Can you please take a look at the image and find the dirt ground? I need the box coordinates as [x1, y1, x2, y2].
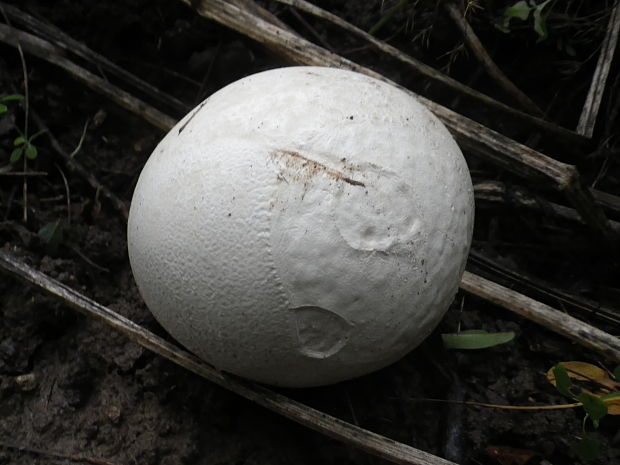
[1, 1, 619, 464]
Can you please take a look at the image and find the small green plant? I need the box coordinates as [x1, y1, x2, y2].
[10, 129, 46, 163]
[498, 0, 556, 41]
[550, 362, 620, 462]
[0, 93, 45, 165]
[0, 94, 24, 114]
[38, 219, 65, 255]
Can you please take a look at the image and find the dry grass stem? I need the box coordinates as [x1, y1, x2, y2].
[468, 250, 620, 328]
[460, 271, 620, 362]
[30, 113, 130, 221]
[178, 0, 616, 244]
[0, 2, 189, 115]
[444, 3, 544, 116]
[0, 249, 458, 465]
[0, 24, 176, 132]
[474, 181, 620, 234]
[273, 0, 582, 145]
[576, 0, 620, 137]
[592, 188, 620, 216]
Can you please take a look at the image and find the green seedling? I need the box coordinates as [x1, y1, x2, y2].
[11, 129, 46, 163]
[442, 329, 516, 350]
[498, 0, 555, 41]
[549, 362, 620, 462]
[410, 361, 619, 462]
[38, 219, 64, 255]
[0, 94, 24, 114]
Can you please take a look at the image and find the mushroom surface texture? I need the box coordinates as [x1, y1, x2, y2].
[127, 66, 474, 387]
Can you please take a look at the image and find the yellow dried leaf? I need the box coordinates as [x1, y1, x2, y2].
[607, 403, 620, 415]
[547, 362, 620, 414]
[602, 392, 620, 415]
[547, 361, 619, 392]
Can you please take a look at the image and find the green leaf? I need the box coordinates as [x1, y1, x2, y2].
[29, 129, 47, 143]
[613, 365, 620, 380]
[600, 391, 620, 415]
[533, 0, 554, 41]
[571, 434, 600, 462]
[0, 103, 7, 114]
[601, 391, 620, 403]
[504, 1, 531, 25]
[25, 143, 38, 160]
[38, 220, 64, 255]
[578, 393, 608, 428]
[500, 1, 532, 33]
[10, 146, 24, 163]
[441, 330, 515, 350]
[552, 365, 574, 398]
[13, 136, 26, 146]
[0, 94, 24, 103]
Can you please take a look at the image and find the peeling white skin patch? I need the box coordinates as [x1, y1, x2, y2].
[292, 306, 352, 359]
[269, 149, 419, 253]
[334, 166, 421, 253]
[128, 67, 474, 387]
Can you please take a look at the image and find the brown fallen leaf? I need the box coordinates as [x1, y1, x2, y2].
[547, 361, 620, 414]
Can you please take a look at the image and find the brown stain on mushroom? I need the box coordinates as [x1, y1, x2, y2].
[271, 150, 366, 187]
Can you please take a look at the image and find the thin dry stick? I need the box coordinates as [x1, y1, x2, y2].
[444, 3, 543, 116]
[2, 4, 614, 242]
[273, 0, 583, 145]
[407, 398, 587, 411]
[576, 0, 620, 137]
[460, 271, 620, 363]
[178, 0, 616, 245]
[30, 112, 129, 221]
[0, 2, 189, 115]
[468, 249, 620, 328]
[15, 41, 29, 223]
[230, 0, 293, 31]
[0, 170, 47, 176]
[369, 0, 409, 36]
[0, 440, 117, 465]
[474, 180, 620, 234]
[592, 188, 620, 216]
[289, 6, 333, 50]
[420, 96, 616, 245]
[0, 24, 176, 132]
[0, 249, 456, 465]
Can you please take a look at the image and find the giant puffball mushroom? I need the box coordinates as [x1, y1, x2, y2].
[127, 66, 474, 388]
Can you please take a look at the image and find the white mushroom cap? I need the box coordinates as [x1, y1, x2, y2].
[128, 66, 474, 387]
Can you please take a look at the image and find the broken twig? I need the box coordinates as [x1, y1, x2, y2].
[460, 271, 620, 362]
[576, 0, 620, 137]
[592, 188, 620, 216]
[273, 0, 581, 145]
[178, 0, 616, 244]
[0, 440, 117, 465]
[0, 2, 189, 116]
[474, 181, 620, 235]
[0, 249, 456, 465]
[0, 24, 176, 132]
[31, 112, 129, 221]
[468, 250, 620, 328]
[445, 3, 543, 116]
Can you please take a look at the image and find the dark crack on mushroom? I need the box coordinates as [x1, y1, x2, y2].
[177, 99, 208, 134]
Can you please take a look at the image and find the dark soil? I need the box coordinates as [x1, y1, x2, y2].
[1, 1, 619, 464]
